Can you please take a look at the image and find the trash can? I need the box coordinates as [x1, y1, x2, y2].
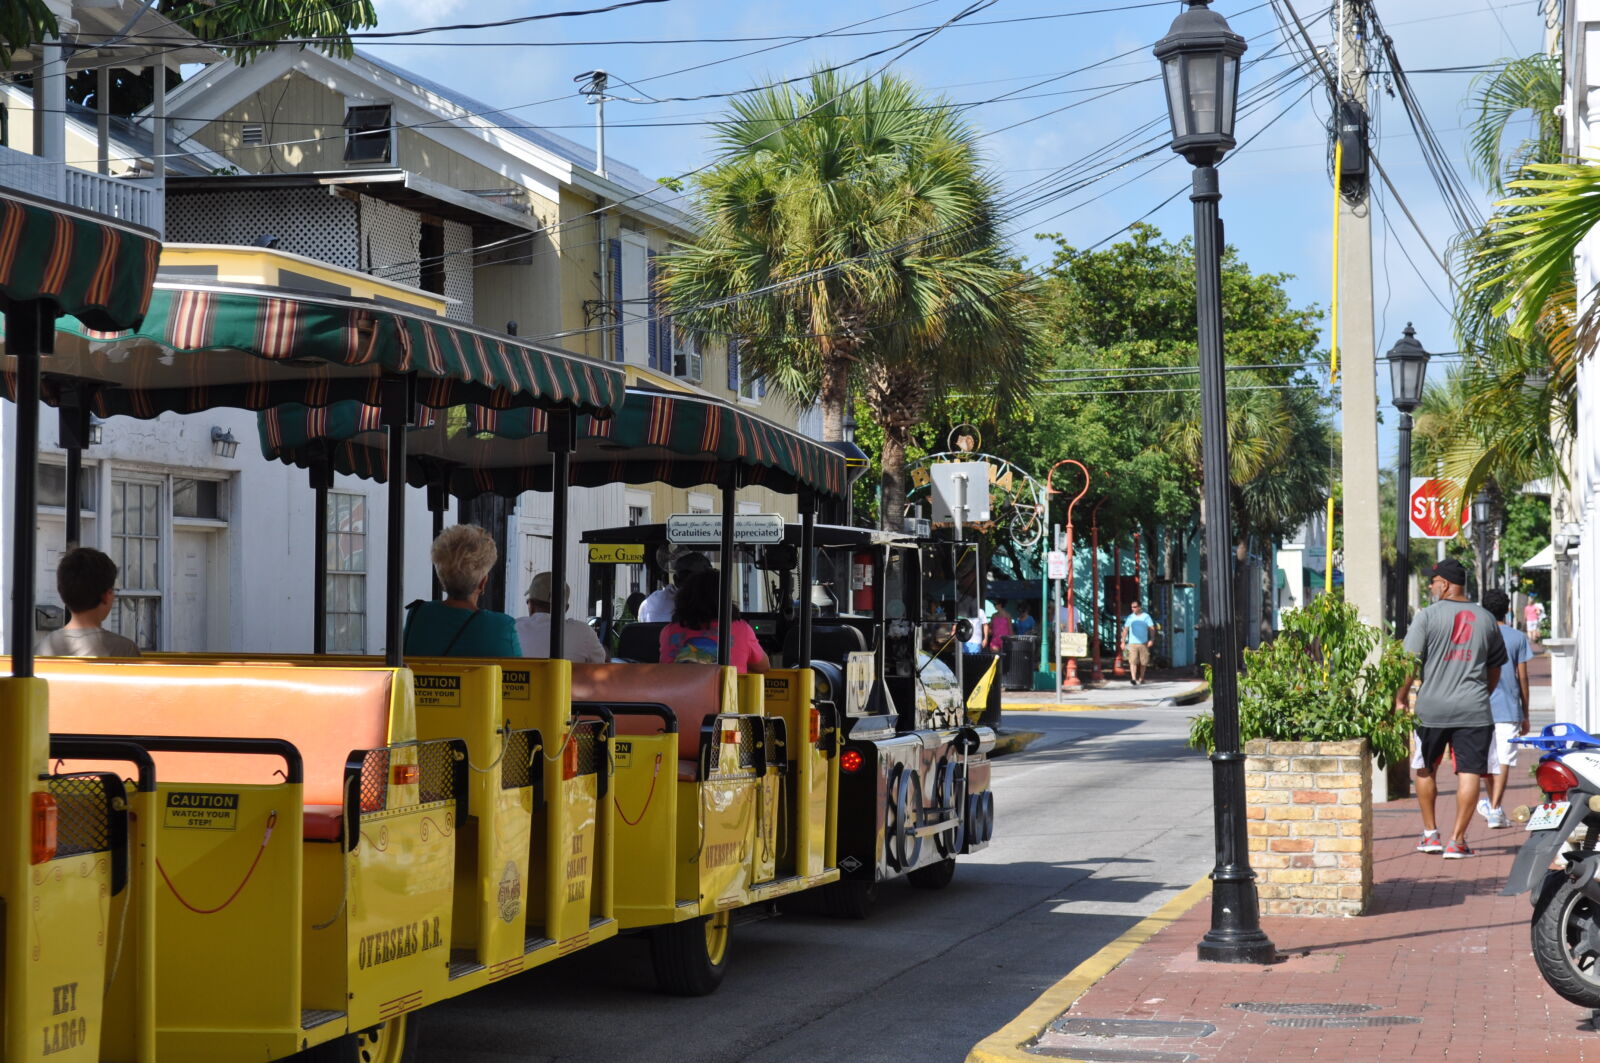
[1002, 635, 1038, 691]
[962, 650, 1002, 729]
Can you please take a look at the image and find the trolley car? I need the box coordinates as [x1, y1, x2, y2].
[582, 521, 997, 915]
[1, 237, 994, 1063]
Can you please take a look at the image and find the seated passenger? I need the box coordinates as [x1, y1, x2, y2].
[639, 550, 711, 622]
[35, 547, 141, 657]
[516, 572, 607, 663]
[403, 525, 520, 657]
[659, 569, 770, 674]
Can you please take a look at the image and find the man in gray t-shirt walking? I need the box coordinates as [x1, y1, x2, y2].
[1395, 558, 1507, 859]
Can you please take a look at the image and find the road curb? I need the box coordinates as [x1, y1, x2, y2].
[990, 730, 1046, 756]
[1170, 681, 1210, 706]
[964, 876, 1213, 1063]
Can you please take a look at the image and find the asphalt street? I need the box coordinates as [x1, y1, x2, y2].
[419, 692, 1218, 1062]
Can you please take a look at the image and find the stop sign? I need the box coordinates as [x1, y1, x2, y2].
[1409, 477, 1469, 539]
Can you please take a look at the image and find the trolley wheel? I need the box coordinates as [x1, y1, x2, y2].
[296, 1015, 419, 1063]
[819, 878, 878, 919]
[892, 767, 925, 871]
[650, 909, 730, 996]
[934, 760, 965, 858]
[908, 857, 957, 890]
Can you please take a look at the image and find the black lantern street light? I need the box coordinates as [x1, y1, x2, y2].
[1472, 490, 1494, 593]
[1387, 324, 1429, 640]
[1155, 0, 1276, 965]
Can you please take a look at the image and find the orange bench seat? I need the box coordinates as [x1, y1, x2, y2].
[36, 660, 402, 839]
[571, 663, 730, 779]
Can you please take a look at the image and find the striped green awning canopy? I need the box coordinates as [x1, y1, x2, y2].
[1, 281, 624, 418]
[0, 191, 160, 332]
[260, 387, 849, 500]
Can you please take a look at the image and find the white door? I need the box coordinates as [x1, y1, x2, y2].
[171, 529, 216, 651]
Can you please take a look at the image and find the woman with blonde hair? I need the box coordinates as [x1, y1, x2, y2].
[402, 525, 520, 657]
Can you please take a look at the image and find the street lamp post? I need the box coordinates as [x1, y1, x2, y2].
[1047, 459, 1090, 691]
[1155, 0, 1276, 965]
[1387, 324, 1429, 640]
[1472, 490, 1494, 594]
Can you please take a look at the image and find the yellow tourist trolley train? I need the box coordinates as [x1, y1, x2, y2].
[0, 229, 994, 1062]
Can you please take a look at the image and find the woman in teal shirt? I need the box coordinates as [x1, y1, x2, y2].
[403, 525, 521, 657]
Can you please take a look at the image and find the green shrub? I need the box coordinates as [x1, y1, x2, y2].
[1188, 594, 1414, 767]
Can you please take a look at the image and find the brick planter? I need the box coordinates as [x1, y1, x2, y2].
[1244, 738, 1372, 916]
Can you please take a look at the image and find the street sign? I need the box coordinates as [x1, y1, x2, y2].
[666, 513, 785, 544]
[1409, 477, 1470, 540]
[587, 543, 644, 564]
[1046, 551, 1068, 580]
[1058, 632, 1088, 658]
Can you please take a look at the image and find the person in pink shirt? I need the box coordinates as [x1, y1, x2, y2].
[984, 601, 1013, 651]
[1524, 598, 1542, 644]
[659, 569, 770, 674]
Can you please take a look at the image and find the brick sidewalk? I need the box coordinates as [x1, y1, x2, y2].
[1027, 770, 1600, 1061]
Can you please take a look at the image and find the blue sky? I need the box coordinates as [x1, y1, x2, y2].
[363, 0, 1547, 462]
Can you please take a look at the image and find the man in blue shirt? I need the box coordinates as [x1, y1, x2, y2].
[1479, 589, 1533, 829]
[1121, 601, 1156, 685]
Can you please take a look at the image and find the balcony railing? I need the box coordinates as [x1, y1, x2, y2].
[0, 144, 163, 235]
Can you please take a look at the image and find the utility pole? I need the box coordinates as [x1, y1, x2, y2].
[1336, 0, 1383, 625]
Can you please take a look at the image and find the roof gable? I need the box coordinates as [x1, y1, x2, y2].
[165, 48, 696, 234]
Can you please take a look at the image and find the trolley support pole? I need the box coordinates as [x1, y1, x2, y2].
[798, 492, 815, 666]
[424, 464, 449, 602]
[380, 374, 414, 667]
[8, 302, 48, 676]
[57, 385, 90, 550]
[547, 408, 576, 661]
[717, 472, 738, 667]
[310, 454, 332, 655]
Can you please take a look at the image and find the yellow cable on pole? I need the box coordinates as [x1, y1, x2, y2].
[1325, 138, 1342, 597]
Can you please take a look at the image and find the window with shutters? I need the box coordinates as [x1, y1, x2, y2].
[619, 232, 649, 366]
[728, 339, 762, 405]
[672, 326, 703, 383]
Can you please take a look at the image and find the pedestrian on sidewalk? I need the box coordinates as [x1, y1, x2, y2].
[1478, 589, 1532, 829]
[1121, 601, 1156, 685]
[1524, 595, 1542, 645]
[1394, 558, 1507, 859]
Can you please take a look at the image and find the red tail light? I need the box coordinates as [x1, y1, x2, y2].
[392, 764, 419, 785]
[563, 739, 580, 781]
[809, 708, 821, 744]
[840, 750, 864, 774]
[31, 793, 58, 864]
[1537, 760, 1580, 800]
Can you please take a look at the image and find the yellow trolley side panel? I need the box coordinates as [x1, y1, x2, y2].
[609, 732, 679, 927]
[0, 677, 113, 1063]
[151, 783, 305, 1062]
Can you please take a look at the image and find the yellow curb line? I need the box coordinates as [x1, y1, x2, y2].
[964, 876, 1214, 1063]
[1003, 703, 1133, 713]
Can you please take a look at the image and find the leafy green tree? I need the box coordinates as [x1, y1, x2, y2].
[660, 69, 1039, 508]
[4, 0, 376, 75]
[1006, 226, 1330, 545]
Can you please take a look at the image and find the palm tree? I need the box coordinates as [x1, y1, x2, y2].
[1441, 53, 1572, 529]
[660, 70, 1039, 465]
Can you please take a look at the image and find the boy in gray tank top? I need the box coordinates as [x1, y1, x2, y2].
[1394, 558, 1505, 859]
